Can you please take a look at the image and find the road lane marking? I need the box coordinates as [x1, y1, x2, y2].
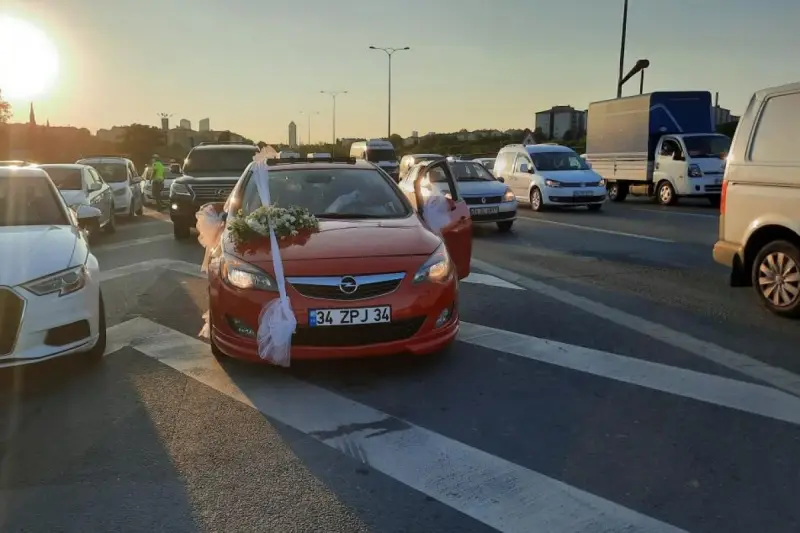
[462, 273, 524, 290]
[94, 234, 174, 251]
[107, 317, 687, 533]
[516, 216, 675, 243]
[458, 322, 800, 426]
[631, 208, 718, 219]
[471, 258, 800, 398]
[114, 220, 169, 231]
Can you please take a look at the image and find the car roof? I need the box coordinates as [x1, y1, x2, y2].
[0, 166, 51, 179]
[77, 157, 130, 164]
[263, 160, 377, 172]
[192, 143, 259, 151]
[525, 144, 575, 154]
[406, 153, 442, 158]
[36, 163, 87, 169]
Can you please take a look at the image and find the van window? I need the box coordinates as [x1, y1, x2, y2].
[513, 154, 531, 172]
[749, 92, 800, 164]
[494, 152, 513, 176]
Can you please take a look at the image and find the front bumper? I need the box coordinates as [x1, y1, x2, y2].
[686, 176, 723, 196]
[0, 281, 101, 369]
[113, 188, 133, 213]
[543, 186, 606, 205]
[208, 264, 460, 362]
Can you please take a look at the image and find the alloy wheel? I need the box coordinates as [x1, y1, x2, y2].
[758, 252, 800, 307]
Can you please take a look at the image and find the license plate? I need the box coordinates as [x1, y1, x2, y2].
[309, 306, 391, 327]
[470, 207, 499, 216]
[573, 190, 593, 197]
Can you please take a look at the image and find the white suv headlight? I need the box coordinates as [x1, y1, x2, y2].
[413, 243, 453, 284]
[22, 265, 88, 297]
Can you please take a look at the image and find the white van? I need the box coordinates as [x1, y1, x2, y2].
[349, 139, 399, 180]
[713, 81, 800, 317]
[493, 144, 607, 211]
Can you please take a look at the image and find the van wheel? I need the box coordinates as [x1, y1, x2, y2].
[752, 240, 800, 318]
[529, 187, 544, 211]
[607, 182, 628, 202]
[656, 181, 678, 206]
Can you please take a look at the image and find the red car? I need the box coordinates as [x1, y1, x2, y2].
[206, 158, 473, 361]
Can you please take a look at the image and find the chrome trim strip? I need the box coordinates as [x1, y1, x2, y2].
[0, 286, 27, 358]
[287, 272, 406, 286]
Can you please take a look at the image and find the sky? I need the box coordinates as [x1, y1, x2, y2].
[2, 0, 799, 144]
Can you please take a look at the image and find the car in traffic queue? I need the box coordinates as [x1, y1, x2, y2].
[398, 153, 444, 181]
[36, 164, 116, 240]
[472, 157, 495, 171]
[75, 156, 144, 217]
[0, 166, 106, 368]
[494, 144, 607, 211]
[170, 142, 261, 239]
[205, 157, 472, 362]
[399, 159, 517, 232]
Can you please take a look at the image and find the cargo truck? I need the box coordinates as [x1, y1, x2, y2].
[584, 91, 731, 206]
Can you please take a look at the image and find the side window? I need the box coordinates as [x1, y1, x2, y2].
[749, 92, 800, 164]
[660, 140, 677, 157]
[128, 162, 139, 177]
[513, 154, 530, 172]
[404, 165, 419, 186]
[87, 168, 102, 186]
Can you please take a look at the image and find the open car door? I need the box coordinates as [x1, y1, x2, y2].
[413, 159, 472, 279]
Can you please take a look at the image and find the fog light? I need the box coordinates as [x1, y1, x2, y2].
[171, 203, 179, 210]
[227, 316, 256, 338]
[435, 307, 452, 328]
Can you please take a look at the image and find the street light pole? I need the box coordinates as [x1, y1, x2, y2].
[369, 46, 410, 139]
[299, 111, 319, 145]
[617, 0, 629, 98]
[320, 91, 347, 154]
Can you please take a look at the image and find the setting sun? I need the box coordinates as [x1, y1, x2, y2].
[0, 15, 59, 101]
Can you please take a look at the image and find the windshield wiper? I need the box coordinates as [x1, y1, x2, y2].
[317, 213, 393, 219]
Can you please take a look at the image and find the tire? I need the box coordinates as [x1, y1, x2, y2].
[587, 204, 603, 212]
[529, 187, 544, 212]
[173, 222, 191, 240]
[496, 221, 514, 232]
[707, 195, 721, 207]
[608, 182, 628, 202]
[85, 294, 106, 361]
[86, 219, 101, 243]
[208, 311, 226, 359]
[104, 207, 116, 234]
[656, 180, 678, 206]
[751, 240, 800, 318]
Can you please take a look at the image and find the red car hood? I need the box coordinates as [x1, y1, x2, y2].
[227, 216, 441, 262]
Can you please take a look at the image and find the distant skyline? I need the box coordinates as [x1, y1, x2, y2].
[3, 0, 800, 142]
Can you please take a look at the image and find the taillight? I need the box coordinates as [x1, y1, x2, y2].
[720, 180, 728, 214]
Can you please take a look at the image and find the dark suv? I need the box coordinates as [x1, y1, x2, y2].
[169, 142, 259, 239]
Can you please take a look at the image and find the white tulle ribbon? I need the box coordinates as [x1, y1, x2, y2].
[422, 194, 452, 235]
[252, 160, 296, 366]
[196, 204, 227, 273]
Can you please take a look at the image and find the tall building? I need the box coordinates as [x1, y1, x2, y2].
[288, 121, 297, 148]
[534, 106, 587, 140]
[179, 119, 191, 130]
[199, 118, 210, 132]
[160, 117, 169, 132]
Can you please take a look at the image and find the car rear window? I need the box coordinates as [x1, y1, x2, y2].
[42, 167, 83, 190]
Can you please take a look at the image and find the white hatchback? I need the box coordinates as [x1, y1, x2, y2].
[0, 166, 106, 368]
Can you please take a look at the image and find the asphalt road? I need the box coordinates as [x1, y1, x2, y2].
[1, 201, 799, 533]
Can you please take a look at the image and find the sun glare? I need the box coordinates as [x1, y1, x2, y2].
[0, 16, 60, 101]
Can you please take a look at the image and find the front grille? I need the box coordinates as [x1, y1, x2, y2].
[548, 195, 606, 204]
[288, 273, 405, 301]
[188, 184, 236, 202]
[464, 195, 502, 205]
[113, 188, 127, 196]
[292, 279, 401, 300]
[0, 289, 24, 356]
[292, 317, 426, 347]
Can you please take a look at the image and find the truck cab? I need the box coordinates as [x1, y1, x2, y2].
[651, 133, 730, 205]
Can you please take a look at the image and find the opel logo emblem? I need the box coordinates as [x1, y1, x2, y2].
[481, 197, 487, 204]
[216, 189, 228, 197]
[339, 276, 358, 294]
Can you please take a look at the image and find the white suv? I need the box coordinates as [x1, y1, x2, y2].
[713, 81, 800, 317]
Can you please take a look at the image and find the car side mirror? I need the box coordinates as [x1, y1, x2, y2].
[496, 176, 505, 183]
[88, 182, 102, 192]
[75, 204, 102, 226]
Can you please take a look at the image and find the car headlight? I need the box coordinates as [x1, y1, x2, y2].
[544, 179, 562, 187]
[171, 183, 192, 196]
[598, 178, 606, 186]
[413, 243, 453, 284]
[22, 265, 88, 297]
[502, 188, 515, 202]
[220, 253, 276, 291]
